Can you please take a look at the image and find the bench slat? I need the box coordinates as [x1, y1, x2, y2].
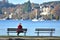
[7, 28, 27, 31]
[7, 28, 27, 36]
[35, 32, 55, 33]
[35, 28, 55, 31]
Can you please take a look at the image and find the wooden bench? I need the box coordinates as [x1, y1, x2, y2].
[35, 28, 55, 36]
[7, 28, 27, 36]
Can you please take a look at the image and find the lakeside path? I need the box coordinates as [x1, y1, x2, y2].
[0, 36, 60, 40]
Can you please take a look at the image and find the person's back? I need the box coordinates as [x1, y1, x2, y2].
[17, 23, 23, 36]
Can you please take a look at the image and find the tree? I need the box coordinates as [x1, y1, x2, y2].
[23, 0, 32, 13]
[0, 8, 2, 14]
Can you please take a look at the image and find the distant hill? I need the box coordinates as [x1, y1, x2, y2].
[0, 1, 16, 8]
[0, 1, 60, 10]
[0, 1, 60, 8]
[41, 1, 60, 7]
[0, 1, 60, 19]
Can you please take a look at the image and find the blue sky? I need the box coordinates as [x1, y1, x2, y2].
[0, 0, 60, 4]
[8, 0, 60, 4]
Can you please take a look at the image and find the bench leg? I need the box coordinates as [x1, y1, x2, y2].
[37, 32, 39, 36]
[24, 32, 26, 36]
[50, 32, 53, 36]
[7, 32, 9, 36]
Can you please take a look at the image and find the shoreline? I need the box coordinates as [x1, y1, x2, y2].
[0, 36, 60, 40]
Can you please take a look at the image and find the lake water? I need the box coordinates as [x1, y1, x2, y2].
[0, 20, 60, 36]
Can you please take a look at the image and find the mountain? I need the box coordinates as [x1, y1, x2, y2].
[0, 1, 16, 8]
[0, 1, 60, 10]
[40, 1, 60, 7]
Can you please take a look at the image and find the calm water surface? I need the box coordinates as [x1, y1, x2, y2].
[0, 20, 60, 36]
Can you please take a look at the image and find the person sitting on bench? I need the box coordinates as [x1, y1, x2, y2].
[16, 23, 23, 36]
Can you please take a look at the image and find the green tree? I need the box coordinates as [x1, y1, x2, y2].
[23, 0, 32, 13]
[0, 8, 2, 14]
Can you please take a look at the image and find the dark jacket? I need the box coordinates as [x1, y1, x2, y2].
[17, 24, 22, 32]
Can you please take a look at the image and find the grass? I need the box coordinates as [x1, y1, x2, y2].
[0, 36, 60, 40]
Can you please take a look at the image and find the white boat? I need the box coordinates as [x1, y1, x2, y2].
[52, 19, 57, 21]
[38, 17, 45, 21]
[39, 19, 44, 21]
[32, 18, 38, 21]
[21, 19, 24, 21]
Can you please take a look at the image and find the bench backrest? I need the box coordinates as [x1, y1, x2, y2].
[7, 28, 27, 32]
[35, 28, 55, 31]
